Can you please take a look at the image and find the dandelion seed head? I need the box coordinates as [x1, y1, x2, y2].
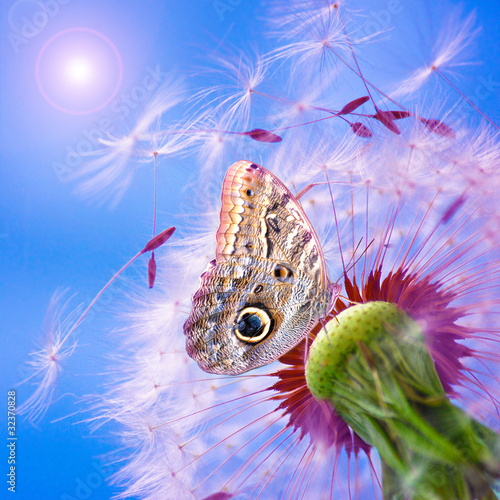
[25, 2, 500, 498]
[94, 124, 499, 496]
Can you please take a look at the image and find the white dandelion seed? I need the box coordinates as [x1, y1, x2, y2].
[18, 290, 80, 423]
[393, 9, 480, 98]
[71, 77, 188, 206]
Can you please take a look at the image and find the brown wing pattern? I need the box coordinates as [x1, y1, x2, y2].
[184, 161, 333, 374]
[216, 161, 329, 288]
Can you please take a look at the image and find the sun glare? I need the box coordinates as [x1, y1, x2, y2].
[35, 27, 123, 114]
[66, 58, 93, 85]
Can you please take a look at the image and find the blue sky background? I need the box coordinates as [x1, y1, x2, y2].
[1, 1, 499, 499]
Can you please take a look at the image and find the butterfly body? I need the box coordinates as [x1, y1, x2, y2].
[184, 161, 337, 375]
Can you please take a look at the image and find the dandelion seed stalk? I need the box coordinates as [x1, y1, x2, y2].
[305, 301, 500, 499]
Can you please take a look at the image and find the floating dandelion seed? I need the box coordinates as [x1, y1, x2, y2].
[71, 77, 188, 206]
[18, 290, 80, 423]
[265, 0, 351, 77]
[394, 10, 480, 98]
[192, 52, 267, 133]
[19, 227, 177, 423]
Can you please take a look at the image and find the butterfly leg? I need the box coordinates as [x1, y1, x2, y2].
[303, 333, 309, 366]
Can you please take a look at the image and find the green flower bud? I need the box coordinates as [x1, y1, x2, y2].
[305, 301, 500, 499]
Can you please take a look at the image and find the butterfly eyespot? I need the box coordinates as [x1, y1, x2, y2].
[274, 264, 293, 280]
[234, 307, 272, 343]
[184, 161, 332, 375]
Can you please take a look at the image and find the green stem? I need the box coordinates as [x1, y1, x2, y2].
[305, 302, 500, 499]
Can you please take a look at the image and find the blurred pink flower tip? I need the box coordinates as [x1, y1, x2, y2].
[245, 128, 283, 143]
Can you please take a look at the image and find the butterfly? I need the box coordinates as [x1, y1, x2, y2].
[183, 160, 339, 375]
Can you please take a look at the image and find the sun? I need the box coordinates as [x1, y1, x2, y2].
[35, 27, 123, 114]
[65, 58, 94, 86]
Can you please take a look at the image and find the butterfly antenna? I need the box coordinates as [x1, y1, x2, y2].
[339, 237, 364, 279]
[345, 238, 375, 276]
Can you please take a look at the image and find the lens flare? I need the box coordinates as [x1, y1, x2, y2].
[65, 58, 93, 85]
[35, 27, 123, 115]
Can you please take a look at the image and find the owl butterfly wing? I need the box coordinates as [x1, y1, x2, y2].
[184, 161, 333, 375]
[216, 160, 329, 291]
